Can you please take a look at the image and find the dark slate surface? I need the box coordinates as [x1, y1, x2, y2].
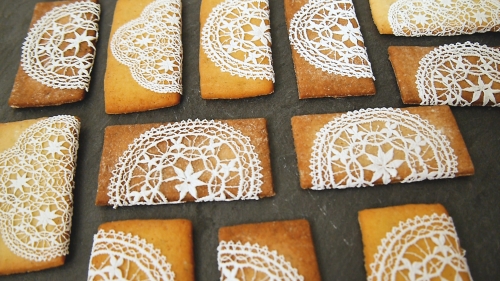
[0, 0, 499, 280]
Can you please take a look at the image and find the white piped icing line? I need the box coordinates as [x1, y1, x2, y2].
[108, 119, 263, 208]
[368, 213, 472, 281]
[289, 0, 374, 79]
[417, 41, 500, 107]
[87, 229, 175, 281]
[388, 0, 500, 36]
[201, 0, 274, 82]
[21, 1, 100, 91]
[110, 0, 182, 94]
[310, 108, 458, 189]
[0, 116, 80, 262]
[218, 241, 304, 281]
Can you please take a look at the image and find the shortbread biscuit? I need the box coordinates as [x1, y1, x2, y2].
[199, 0, 274, 99]
[96, 118, 274, 207]
[284, 0, 375, 99]
[9, 0, 100, 108]
[291, 106, 474, 189]
[389, 42, 500, 106]
[0, 116, 80, 275]
[104, 0, 182, 114]
[359, 204, 472, 281]
[88, 219, 194, 281]
[368, 0, 500, 36]
[218, 219, 321, 280]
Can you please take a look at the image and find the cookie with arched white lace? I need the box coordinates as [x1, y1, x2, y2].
[291, 106, 474, 189]
[96, 118, 274, 207]
[9, 0, 100, 108]
[0, 115, 80, 275]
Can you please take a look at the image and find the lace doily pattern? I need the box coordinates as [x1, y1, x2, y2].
[218, 241, 304, 281]
[417, 41, 500, 107]
[310, 108, 458, 189]
[388, 0, 500, 36]
[369, 213, 471, 281]
[289, 0, 373, 78]
[0, 116, 80, 262]
[88, 229, 175, 281]
[21, 2, 100, 91]
[111, 0, 182, 93]
[201, 0, 274, 81]
[108, 119, 263, 208]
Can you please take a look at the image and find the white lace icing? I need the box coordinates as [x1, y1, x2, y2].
[369, 213, 472, 281]
[289, 0, 373, 79]
[108, 119, 263, 208]
[0, 116, 80, 262]
[388, 0, 500, 36]
[88, 229, 175, 281]
[110, 0, 183, 93]
[310, 108, 458, 189]
[218, 241, 304, 281]
[21, 2, 100, 91]
[201, 0, 274, 82]
[417, 41, 500, 107]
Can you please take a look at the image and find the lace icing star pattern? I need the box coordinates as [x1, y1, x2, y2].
[417, 41, 500, 107]
[21, 2, 100, 91]
[218, 241, 304, 281]
[108, 119, 263, 208]
[111, 0, 182, 93]
[289, 0, 373, 78]
[201, 0, 274, 81]
[368, 213, 472, 281]
[0, 116, 80, 262]
[88, 229, 175, 281]
[388, 0, 500, 36]
[310, 108, 458, 189]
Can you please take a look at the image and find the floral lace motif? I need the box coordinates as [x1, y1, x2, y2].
[388, 0, 500, 36]
[369, 213, 471, 281]
[21, 2, 100, 91]
[289, 0, 373, 78]
[201, 0, 274, 81]
[218, 241, 304, 281]
[110, 0, 182, 93]
[417, 41, 500, 107]
[108, 119, 263, 208]
[88, 229, 174, 281]
[310, 108, 458, 189]
[0, 116, 80, 261]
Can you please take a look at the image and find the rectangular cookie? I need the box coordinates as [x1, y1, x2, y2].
[104, 0, 182, 114]
[284, 0, 375, 99]
[199, 0, 274, 99]
[358, 204, 472, 280]
[389, 42, 500, 106]
[9, 0, 100, 108]
[88, 219, 194, 281]
[218, 219, 321, 280]
[0, 116, 80, 275]
[291, 105, 474, 189]
[96, 118, 274, 207]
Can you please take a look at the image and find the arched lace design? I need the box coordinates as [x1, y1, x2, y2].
[0, 116, 80, 261]
[108, 119, 263, 208]
[218, 241, 304, 281]
[368, 213, 471, 281]
[310, 108, 458, 189]
[110, 0, 182, 93]
[388, 0, 500, 36]
[21, 2, 100, 91]
[289, 0, 373, 79]
[201, 0, 274, 82]
[88, 229, 174, 281]
[417, 41, 500, 107]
